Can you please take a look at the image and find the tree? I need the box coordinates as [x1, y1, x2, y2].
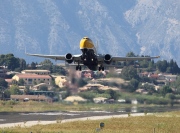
[121, 66, 139, 80]
[159, 86, 172, 97]
[3, 89, 10, 98]
[51, 65, 66, 75]
[170, 76, 180, 94]
[139, 60, 149, 68]
[129, 78, 139, 90]
[126, 52, 136, 65]
[12, 80, 18, 85]
[39, 59, 53, 71]
[9, 85, 22, 95]
[24, 86, 30, 95]
[78, 78, 88, 87]
[31, 62, 36, 69]
[19, 58, 26, 70]
[106, 89, 119, 100]
[141, 83, 156, 94]
[0, 78, 8, 88]
[4, 54, 20, 71]
[156, 60, 168, 72]
[18, 79, 25, 86]
[40, 59, 53, 66]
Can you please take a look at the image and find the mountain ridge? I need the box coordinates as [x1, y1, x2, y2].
[0, 0, 180, 64]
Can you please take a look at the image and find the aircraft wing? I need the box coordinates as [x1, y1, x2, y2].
[111, 56, 160, 61]
[26, 53, 82, 61]
[97, 55, 160, 62]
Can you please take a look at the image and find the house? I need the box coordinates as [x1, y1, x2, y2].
[164, 75, 177, 82]
[148, 73, 159, 79]
[158, 74, 166, 80]
[64, 96, 87, 102]
[136, 89, 148, 94]
[139, 72, 149, 77]
[10, 95, 52, 102]
[115, 69, 122, 74]
[12, 74, 52, 86]
[81, 70, 94, 78]
[79, 83, 119, 91]
[21, 70, 50, 75]
[79, 84, 103, 91]
[31, 83, 52, 90]
[55, 76, 68, 87]
[131, 99, 138, 104]
[5, 79, 13, 86]
[93, 97, 107, 103]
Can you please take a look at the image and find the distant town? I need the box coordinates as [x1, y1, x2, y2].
[0, 52, 180, 105]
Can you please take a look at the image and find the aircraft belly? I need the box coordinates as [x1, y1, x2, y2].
[81, 49, 98, 70]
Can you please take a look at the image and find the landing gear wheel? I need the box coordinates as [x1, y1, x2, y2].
[76, 66, 79, 71]
[99, 66, 104, 71]
[76, 66, 82, 71]
[102, 67, 104, 71]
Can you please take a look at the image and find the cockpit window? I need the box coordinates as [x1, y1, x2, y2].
[83, 37, 89, 39]
[83, 37, 92, 42]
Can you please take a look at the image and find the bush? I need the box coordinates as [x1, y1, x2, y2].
[79, 92, 96, 101]
[6, 100, 18, 105]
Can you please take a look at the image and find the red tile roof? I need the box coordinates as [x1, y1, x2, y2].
[5, 79, 13, 83]
[15, 74, 51, 79]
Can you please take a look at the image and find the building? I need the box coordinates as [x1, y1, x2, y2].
[55, 76, 68, 87]
[64, 96, 87, 102]
[31, 83, 52, 90]
[164, 75, 177, 82]
[5, 79, 13, 86]
[21, 70, 50, 75]
[148, 73, 159, 79]
[12, 74, 52, 86]
[10, 95, 52, 102]
[93, 97, 107, 103]
[81, 70, 94, 78]
[79, 83, 119, 91]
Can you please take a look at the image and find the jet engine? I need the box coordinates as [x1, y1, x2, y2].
[65, 53, 73, 63]
[104, 54, 112, 64]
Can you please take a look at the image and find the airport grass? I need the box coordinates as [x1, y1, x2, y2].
[0, 100, 151, 113]
[1, 111, 180, 133]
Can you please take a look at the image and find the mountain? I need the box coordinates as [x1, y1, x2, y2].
[0, 0, 180, 64]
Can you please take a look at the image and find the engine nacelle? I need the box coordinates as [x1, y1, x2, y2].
[65, 53, 73, 63]
[104, 54, 112, 64]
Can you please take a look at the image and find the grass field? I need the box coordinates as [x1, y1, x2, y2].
[0, 100, 155, 112]
[1, 111, 180, 133]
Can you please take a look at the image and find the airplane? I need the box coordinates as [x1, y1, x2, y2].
[26, 37, 160, 71]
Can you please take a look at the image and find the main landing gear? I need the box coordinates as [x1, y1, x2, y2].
[76, 65, 81, 71]
[99, 65, 104, 71]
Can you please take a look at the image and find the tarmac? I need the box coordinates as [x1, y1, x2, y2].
[0, 113, 148, 128]
[0, 105, 179, 128]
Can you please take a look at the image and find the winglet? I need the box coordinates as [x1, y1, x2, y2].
[25, 47, 29, 55]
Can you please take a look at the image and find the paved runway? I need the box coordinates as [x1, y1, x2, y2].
[0, 111, 120, 124]
[0, 106, 179, 128]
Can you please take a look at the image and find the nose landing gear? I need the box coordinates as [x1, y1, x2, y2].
[76, 65, 81, 71]
[99, 65, 104, 71]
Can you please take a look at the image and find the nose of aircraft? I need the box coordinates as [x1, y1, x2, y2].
[80, 37, 94, 49]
